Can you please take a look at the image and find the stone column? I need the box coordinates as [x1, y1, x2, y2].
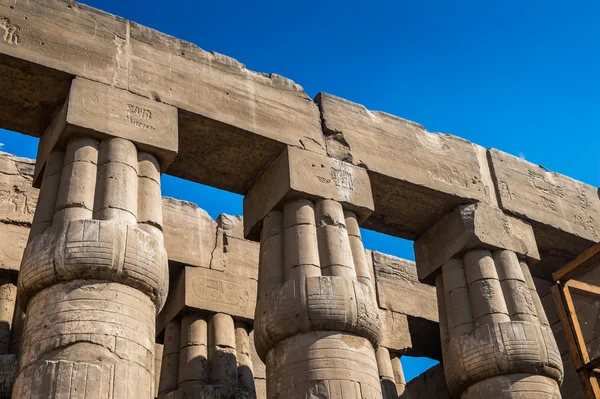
[376, 347, 405, 398]
[158, 314, 256, 398]
[12, 77, 178, 398]
[244, 147, 382, 398]
[157, 209, 260, 398]
[414, 203, 564, 398]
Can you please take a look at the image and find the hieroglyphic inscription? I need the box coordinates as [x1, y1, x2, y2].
[0, 224, 29, 271]
[331, 167, 354, 190]
[186, 267, 256, 319]
[126, 104, 156, 131]
[0, 17, 19, 45]
[528, 170, 565, 198]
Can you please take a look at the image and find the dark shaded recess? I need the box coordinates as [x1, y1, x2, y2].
[364, 171, 477, 241]
[0, 54, 71, 137]
[169, 109, 285, 195]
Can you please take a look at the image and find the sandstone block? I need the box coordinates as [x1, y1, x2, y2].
[372, 251, 441, 358]
[13, 281, 156, 399]
[316, 92, 493, 239]
[379, 309, 411, 353]
[403, 364, 451, 399]
[162, 266, 257, 324]
[0, 223, 28, 272]
[34, 77, 178, 185]
[489, 149, 600, 276]
[217, 214, 245, 239]
[415, 202, 540, 282]
[372, 251, 438, 320]
[0, 154, 37, 225]
[18, 218, 169, 309]
[254, 275, 380, 360]
[244, 146, 374, 240]
[162, 197, 218, 269]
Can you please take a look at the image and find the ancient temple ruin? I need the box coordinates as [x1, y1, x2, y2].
[0, 1, 598, 398]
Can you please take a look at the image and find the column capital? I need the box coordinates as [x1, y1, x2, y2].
[415, 203, 540, 283]
[243, 146, 374, 240]
[33, 77, 178, 187]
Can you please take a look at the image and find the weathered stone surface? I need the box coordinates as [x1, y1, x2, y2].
[163, 266, 257, 324]
[13, 97, 171, 398]
[158, 314, 257, 398]
[403, 364, 451, 399]
[316, 92, 493, 239]
[462, 374, 561, 398]
[436, 249, 563, 398]
[0, 354, 17, 399]
[376, 347, 405, 399]
[371, 251, 441, 359]
[244, 146, 374, 240]
[217, 214, 245, 239]
[266, 331, 381, 399]
[0, 224, 28, 272]
[34, 77, 178, 184]
[14, 281, 157, 399]
[415, 202, 540, 282]
[0, 0, 324, 195]
[162, 197, 218, 269]
[379, 309, 411, 354]
[0, 153, 37, 226]
[489, 148, 600, 277]
[0, 0, 121, 137]
[130, 24, 325, 194]
[372, 251, 438, 320]
[252, 197, 382, 398]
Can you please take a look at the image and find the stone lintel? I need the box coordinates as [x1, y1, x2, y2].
[33, 77, 178, 186]
[379, 309, 411, 353]
[161, 266, 257, 327]
[243, 146, 374, 240]
[488, 148, 600, 278]
[415, 203, 540, 283]
[162, 197, 217, 270]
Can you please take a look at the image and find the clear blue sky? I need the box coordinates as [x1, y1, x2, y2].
[2, 0, 599, 382]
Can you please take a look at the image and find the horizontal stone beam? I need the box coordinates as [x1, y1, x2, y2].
[0, 1, 598, 275]
[414, 202, 540, 282]
[243, 146, 374, 240]
[489, 149, 600, 278]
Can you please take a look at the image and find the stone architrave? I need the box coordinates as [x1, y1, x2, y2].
[245, 145, 383, 398]
[414, 203, 563, 398]
[12, 77, 177, 398]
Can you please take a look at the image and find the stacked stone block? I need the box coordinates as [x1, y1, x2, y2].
[415, 203, 564, 398]
[11, 77, 178, 398]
